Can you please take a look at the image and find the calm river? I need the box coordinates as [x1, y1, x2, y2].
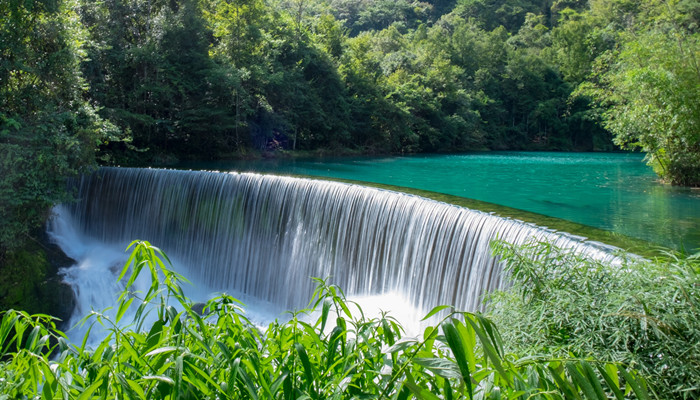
[176, 152, 700, 250]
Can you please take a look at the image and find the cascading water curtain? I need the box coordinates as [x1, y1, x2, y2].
[61, 167, 619, 313]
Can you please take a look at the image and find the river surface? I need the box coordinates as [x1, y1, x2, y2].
[175, 152, 700, 250]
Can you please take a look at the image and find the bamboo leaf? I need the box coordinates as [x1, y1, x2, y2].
[455, 317, 476, 372]
[320, 297, 332, 333]
[237, 368, 259, 400]
[326, 325, 344, 369]
[25, 325, 40, 351]
[422, 305, 452, 321]
[145, 346, 179, 357]
[142, 375, 175, 386]
[414, 357, 462, 379]
[295, 342, 316, 389]
[381, 318, 395, 346]
[441, 319, 473, 398]
[386, 338, 419, 353]
[77, 379, 103, 400]
[581, 361, 607, 400]
[270, 371, 289, 396]
[619, 367, 651, 400]
[115, 297, 134, 323]
[184, 359, 220, 393]
[126, 379, 147, 400]
[404, 374, 442, 400]
[596, 364, 624, 400]
[566, 362, 600, 400]
[464, 316, 509, 383]
[0, 311, 20, 354]
[145, 319, 165, 351]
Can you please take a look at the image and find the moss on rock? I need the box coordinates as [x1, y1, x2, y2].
[0, 233, 75, 329]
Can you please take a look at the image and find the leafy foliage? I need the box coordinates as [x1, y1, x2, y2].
[490, 239, 700, 399]
[0, 240, 651, 399]
[7, 0, 687, 178]
[584, 27, 700, 185]
[577, 0, 700, 185]
[72, 0, 633, 162]
[0, 0, 118, 250]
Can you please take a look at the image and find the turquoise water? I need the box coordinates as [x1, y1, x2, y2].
[176, 152, 700, 250]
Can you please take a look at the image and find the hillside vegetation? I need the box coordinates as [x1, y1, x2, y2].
[2, 0, 699, 253]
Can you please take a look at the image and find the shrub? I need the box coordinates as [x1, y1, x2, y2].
[490, 240, 700, 399]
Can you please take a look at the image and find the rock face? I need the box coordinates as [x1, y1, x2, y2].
[191, 302, 209, 316]
[38, 277, 76, 330]
[37, 228, 77, 330]
[0, 227, 76, 331]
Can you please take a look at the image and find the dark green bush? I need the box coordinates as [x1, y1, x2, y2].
[490, 240, 700, 399]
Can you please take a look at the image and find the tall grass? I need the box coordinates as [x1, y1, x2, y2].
[0, 241, 650, 399]
[490, 240, 700, 399]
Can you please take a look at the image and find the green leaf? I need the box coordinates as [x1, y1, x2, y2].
[237, 368, 259, 400]
[0, 311, 20, 354]
[25, 326, 41, 352]
[596, 364, 624, 400]
[581, 361, 607, 400]
[320, 297, 332, 332]
[125, 379, 147, 400]
[326, 325, 344, 369]
[270, 371, 289, 396]
[455, 317, 476, 372]
[441, 319, 473, 398]
[413, 357, 461, 379]
[404, 374, 441, 400]
[422, 305, 452, 321]
[566, 362, 600, 400]
[386, 338, 419, 353]
[295, 343, 316, 391]
[142, 375, 175, 386]
[145, 319, 165, 351]
[381, 318, 395, 346]
[77, 379, 103, 400]
[464, 316, 509, 382]
[145, 346, 179, 357]
[619, 367, 651, 400]
[115, 297, 134, 323]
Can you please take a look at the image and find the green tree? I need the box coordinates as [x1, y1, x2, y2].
[583, 2, 700, 185]
[454, 0, 553, 32]
[0, 0, 115, 249]
[80, 0, 247, 161]
[329, 0, 433, 36]
[547, 8, 612, 85]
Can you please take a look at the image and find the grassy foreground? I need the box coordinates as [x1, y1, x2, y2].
[0, 241, 651, 399]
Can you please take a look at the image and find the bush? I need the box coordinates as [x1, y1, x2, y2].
[0, 241, 649, 399]
[490, 240, 700, 399]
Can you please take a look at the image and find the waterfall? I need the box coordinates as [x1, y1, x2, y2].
[54, 167, 618, 317]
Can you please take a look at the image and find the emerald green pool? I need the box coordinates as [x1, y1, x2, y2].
[176, 152, 700, 250]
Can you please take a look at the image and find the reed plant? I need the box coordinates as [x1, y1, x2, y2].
[489, 240, 700, 399]
[0, 240, 650, 399]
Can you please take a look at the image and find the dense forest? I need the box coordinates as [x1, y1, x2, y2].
[0, 0, 699, 306]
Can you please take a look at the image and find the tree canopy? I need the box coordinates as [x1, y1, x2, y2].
[2, 0, 700, 250]
[0, 0, 117, 249]
[580, 0, 700, 185]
